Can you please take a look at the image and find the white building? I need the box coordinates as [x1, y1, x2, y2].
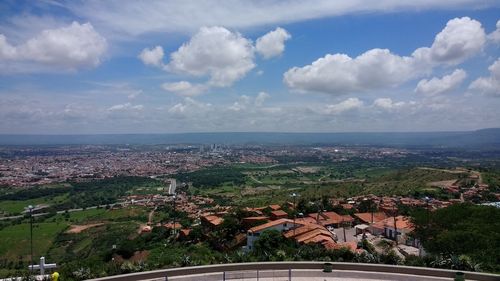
[246, 218, 301, 251]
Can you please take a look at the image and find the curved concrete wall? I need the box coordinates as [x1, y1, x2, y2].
[87, 262, 500, 281]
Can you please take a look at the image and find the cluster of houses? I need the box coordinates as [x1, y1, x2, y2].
[243, 203, 419, 253]
[172, 196, 436, 254]
[136, 191, 470, 256]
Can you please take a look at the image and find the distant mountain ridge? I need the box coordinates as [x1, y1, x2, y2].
[0, 128, 499, 147]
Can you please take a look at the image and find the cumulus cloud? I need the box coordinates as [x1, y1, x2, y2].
[107, 103, 144, 111]
[412, 17, 485, 65]
[228, 95, 251, 112]
[161, 81, 207, 97]
[255, 91, 271, 106]
[284, 50, 416, 94]
[415, 69, 467, 96]
[325, 98, 363, 115]
[229, 93, 272, 111]
[0, 21, 107, 71]
[138, 46, 164, 67]
[487, 20, 500, 44]
[142, 26, 291, 95]
[168, 97, 212, 115]
[284, 17, 485, 95]
[373, 98, 409, 110]
[256, 27, 291, 59]
[167, 26, 255, 87]
[469, 58, 500, 96]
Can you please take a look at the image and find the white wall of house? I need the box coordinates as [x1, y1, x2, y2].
[246, 222, 297, 251]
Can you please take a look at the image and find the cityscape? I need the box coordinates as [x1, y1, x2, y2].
[1, 1, 500, 281]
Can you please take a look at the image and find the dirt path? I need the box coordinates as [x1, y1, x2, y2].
[148, 207, 156, 225]
[248, 175, 263, 184]
[66, 223, 104, 234]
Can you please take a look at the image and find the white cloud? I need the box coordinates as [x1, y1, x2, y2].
[373, 98, 408, 110]
[0, 21, 107, 71]
[167, 26, 255, 87]
[255, 92, 271, 106]
[168, 97, 212, 115]
[148, 26, 288, 96]
[284, 49, 417, 94]
[412, 17, 485, 65]
[138, 46, 164, 67]
[161, 81, 207, 97]
[284, 17, 485, 95]
[325, 98, 363, 115]
[469, 58, 500, 96]
[107, 103, 144, 111]
[256, 27, 291, 59]
[66, 1, 495, 37]
[415, 69, 467, 96]
[228, 95, 252, 111]
[487, 20, 500, 44]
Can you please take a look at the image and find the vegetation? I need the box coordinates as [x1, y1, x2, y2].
[411, 203, 500, 272]
[1, 155, 500, 278]
[177, 167, 246, 188]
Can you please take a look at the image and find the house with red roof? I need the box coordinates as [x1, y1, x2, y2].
[246, 218, 302, 251]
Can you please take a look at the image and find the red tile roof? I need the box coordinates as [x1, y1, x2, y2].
[248, 218, 295, 233]
[268, 204, 281, 211]
[354, 212, 388, 224]
[372, 215, 414, 231]
[271, 210, 288, 217]
[202, 215, 224, 226]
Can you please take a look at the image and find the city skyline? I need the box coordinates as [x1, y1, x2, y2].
[1, 1, 500, 134]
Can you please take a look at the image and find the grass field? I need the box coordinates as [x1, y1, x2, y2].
[0, 193, 69, 216]
[0, 222, 68, 261]
[47, 206, 148, 224]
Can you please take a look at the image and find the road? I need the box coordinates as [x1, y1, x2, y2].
[168, 178, 177, 195]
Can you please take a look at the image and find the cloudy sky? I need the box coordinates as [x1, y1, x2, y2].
[0, 0, 499, 134]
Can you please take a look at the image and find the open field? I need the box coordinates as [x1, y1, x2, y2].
[188, 165, 465, 206]
[0, 222, 68, 261]
[0, 193, 69, 216]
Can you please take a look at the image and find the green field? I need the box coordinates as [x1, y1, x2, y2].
[0, 222, 69, 261]
[187, 165, 464, 205]
[46, 206, 148, 224]
[0, 194, 69, 216]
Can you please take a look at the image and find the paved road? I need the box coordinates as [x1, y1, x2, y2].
[168, 178, 177, 195]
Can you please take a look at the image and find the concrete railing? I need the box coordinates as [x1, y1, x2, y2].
[87, 262, 500, 281]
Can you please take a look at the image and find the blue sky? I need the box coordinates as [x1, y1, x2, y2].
[0, 0, 499, 134]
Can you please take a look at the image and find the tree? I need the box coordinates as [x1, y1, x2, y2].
[411, 203, 500, 272]
[252, 230, 294, 261]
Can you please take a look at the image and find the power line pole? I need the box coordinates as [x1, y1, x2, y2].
[342, 216, 346, 242]
[291, 193, 298, 237]
[172, 194, 177, 235]
[28, 205, 34, 273]
[393, 199, 399, 245]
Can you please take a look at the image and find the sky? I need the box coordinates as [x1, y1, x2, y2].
[0, 0, 499, 134]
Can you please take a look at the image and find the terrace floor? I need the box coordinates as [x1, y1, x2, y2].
[160, 269, 458, 281]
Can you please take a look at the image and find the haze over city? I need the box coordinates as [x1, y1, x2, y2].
[0, 0, 499, 134]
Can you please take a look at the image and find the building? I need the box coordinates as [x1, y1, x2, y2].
[284, 223, 336, 248]
[201, 214, 224, 229]
[246, 218, 301, 251]
[242, 216, 269, 229]
[308, 211, 354, 227]
[270, 210, 288, 220]
[353, 212, 388, 225]
[371, 216, 420, 247]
